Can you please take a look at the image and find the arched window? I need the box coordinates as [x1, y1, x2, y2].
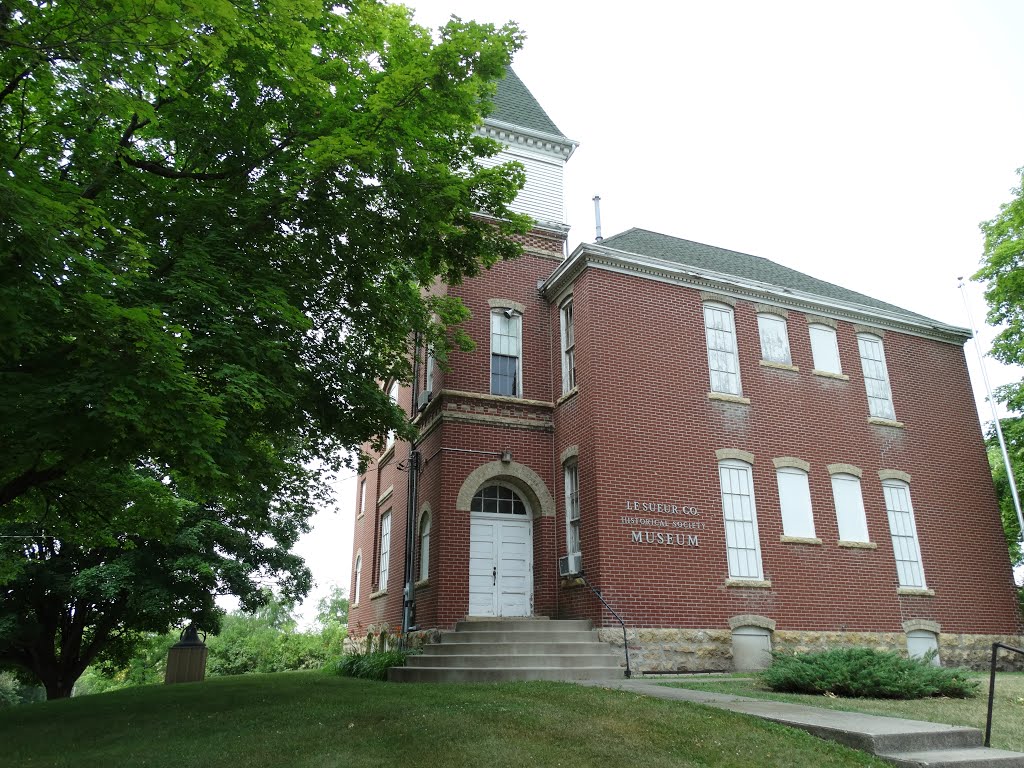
[830, 472, 870, 543]
[883, 479, 926, 589]
[775, 466, 815, 539]
[907, 629, 940, 666]
[703, 302, 740, 395]
[353, 553, 362, 606]
[757, 313, 791, 364]
[418, 512, 431, 582]
[471, 485, 528, 516]
[718, 458, 763, 579]
[809, 323, 841, 374]
[857, 333, 895, 420]
[490, 309, 522, 397]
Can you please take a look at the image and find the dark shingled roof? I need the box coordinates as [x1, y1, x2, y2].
[489, 67, 567, 139]
[600, 228, 940, 326]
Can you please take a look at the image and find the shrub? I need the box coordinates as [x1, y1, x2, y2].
[335, 650, 409, 681]
[760, 648, 979, 699]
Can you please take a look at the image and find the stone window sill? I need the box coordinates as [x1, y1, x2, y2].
[812, 369, 849, 381]
[759, 360, 798, 372]
[370, 589, 387, 600]
[707, 392, 751, 405]
[838, 540, 878, 549]
[897, 587, 936, 597]
[725, 578, 772, 589]
[779, 535, 822, 545]
[557, 387, 579, 406]
[379, 445, 396, 465]
[560, 577, 585, 588]
[414, 579, 430, 589]
[868, 417, 905, 429]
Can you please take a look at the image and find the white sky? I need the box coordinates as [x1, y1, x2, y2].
[291, 0, 1024, 624]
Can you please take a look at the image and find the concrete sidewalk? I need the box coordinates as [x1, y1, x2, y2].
[579, 678, 1024, 767]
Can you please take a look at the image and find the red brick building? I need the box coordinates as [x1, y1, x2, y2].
[348, 69, 1021, 671]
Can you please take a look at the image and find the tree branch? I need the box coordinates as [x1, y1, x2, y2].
[0, 66, 31, 107]
[0, 465, 66, 508]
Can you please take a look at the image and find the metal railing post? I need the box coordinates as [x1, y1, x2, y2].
[984, 641, 1024, 747]
[578, 573, 632, 678]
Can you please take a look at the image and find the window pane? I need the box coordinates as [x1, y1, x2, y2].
[831, 474, 869, 542]
[471, 485, 528, 516]
[884, 482, 925, 588]
[809, 325, 841, 373]
[704, 304, 740, 395]
[857, 334, 895, 420]
[561, 301, 576, 393]
[719, 462, 762, 579]
[379, 512, 391, 590]
[758, 314, 791, 364]
[565, 462, 580, 556]
[776, 468, 815, 538]
[491, 310, 521, 396]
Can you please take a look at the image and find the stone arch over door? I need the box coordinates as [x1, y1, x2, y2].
[455, 461, 555, 519]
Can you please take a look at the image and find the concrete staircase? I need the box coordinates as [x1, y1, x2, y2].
[388, 617, 625, 683]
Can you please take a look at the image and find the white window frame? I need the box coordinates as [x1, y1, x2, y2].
[757, 313, 792, 365]
[385, 380, 399, 449]
[418, 512, 431, 582]
[358, 479, 367, 517]
[704, 302, 741, 395]
[560, 298, 576, 394]
[378, 510, 391, 591]
[718, 458, 763, 579]
[857, 333, 895, 420]
[831, 473, 870, 543]
[883, 480, 926, 589]
[565, 461, 580, 557]
[490, 309, 522, 397]
[809, 324, 842, 374]
[353, 553, 362, 606]
[776, 467, 815, 538]
[424, 350, 435, 394]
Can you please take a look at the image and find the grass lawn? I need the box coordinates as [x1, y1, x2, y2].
[0, 671, 893, 768]
[663, 672, 1024, 752]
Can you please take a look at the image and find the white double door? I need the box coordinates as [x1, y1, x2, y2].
[468, 514, 532, 617]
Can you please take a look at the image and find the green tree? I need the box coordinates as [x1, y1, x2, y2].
[976, 167, 1024, 569]
[0, 0, 528, 698]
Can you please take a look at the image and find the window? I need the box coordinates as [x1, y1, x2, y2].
[378, 510, 391, 591]
[831, 473, 870, 542]
[718, 459, 763, 579]
[385, 380, 399, 449]
[424, 350, 435, 394]
[809, 324, 841, 374]
[757, 313, 791, 364]
[565, 461, 580, 556]
[907, 630, 940, 666]
[560, 299, 576, 394]
[883, 480, 926, 589]
[857, 333, 895, 420]
[471, 484, 528, 515]
[353, 553, 362, 605]
[490, 309, 521, 397]
[776, 467, 815, 538]
[704, 303, 741, 395]
[418, 512, 431, 582]
[358, 479, 367, 517]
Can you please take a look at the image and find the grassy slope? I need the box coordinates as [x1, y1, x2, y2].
[0, 672, 891, 768]
[664, 673, 1024, 752]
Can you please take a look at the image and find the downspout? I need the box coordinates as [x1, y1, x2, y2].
[402, 332, 421, 635]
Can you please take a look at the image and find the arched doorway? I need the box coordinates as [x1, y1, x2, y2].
[468, 484, 533, 617]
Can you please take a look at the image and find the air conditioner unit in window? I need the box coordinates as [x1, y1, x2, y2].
[417, 390, 431, 412]
[558, 553, 581, 578]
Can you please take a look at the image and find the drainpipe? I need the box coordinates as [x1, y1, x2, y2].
[402, 333, 422, 635]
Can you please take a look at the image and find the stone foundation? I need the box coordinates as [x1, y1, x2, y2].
[598, 627, 1024, 672]
[343, 624, 443, 654]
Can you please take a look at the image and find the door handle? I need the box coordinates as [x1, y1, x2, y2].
[492, 566, 496, 586]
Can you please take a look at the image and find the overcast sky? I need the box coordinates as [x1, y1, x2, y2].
[291, 0, 1024, 624]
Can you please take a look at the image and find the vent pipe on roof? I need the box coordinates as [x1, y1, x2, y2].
[592, 195, 603, 242]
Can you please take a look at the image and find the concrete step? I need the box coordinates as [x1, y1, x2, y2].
[405, 653, 619, 669]
[879, 747, 1024, 767]
[441, 630, 599, 644]
[422, 641, 617, 656]
[388, 665, 624, 683]
[454, 618, 592, 633]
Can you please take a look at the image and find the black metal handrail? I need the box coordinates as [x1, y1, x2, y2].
[578, 572, 631, 678]
[985, 642, 1024, 747]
